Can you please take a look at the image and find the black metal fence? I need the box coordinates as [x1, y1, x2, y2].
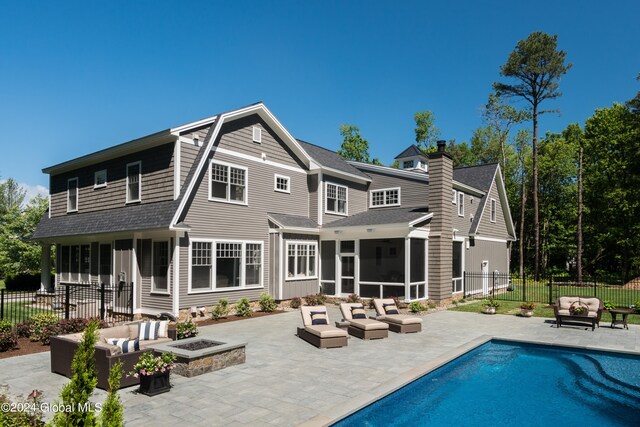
[464, 272, 640, 307]
[0, 282, 134, 325]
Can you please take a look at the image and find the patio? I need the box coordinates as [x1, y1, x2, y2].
[1, 308, 639, 426]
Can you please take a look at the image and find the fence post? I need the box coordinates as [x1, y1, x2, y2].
[64, 285, 70, 320]
[100, 282, 106, 320]
[593, 276, 597, 298]
[548, 276, 553, 305]
[1, 289, 4, 320]
[463, 272, 466, 297]
[522, 275, 526, 302]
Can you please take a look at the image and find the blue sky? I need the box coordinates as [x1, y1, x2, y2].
[1, 0, 638, 199]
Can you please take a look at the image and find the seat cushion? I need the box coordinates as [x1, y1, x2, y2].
[558, 297, 575, 310]
[383, 314, 422, 325]
[349, 318, 389, 331]
[580, 298, 600, 313]
[138, 337, 172, 349]
[557, 309, 571, 316]
[305, 325, 348, 338]
[99, 325, 132, 341]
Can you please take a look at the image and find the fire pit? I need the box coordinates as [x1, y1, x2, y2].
[150, 337, 246, 377]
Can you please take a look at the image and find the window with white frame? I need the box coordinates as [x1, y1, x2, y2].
[67, 178, 78, 212]
[59, 244, 90, 283]
[326, 183, 347, 214]
[274, 174, 290, 193]
[126, 162, 141, 203]
[452, 189, 457, 204]
[94, 170, 107, 188]
[190, 240, 262, 291]
[287, 242, 317, 279]
[210, 161, 247, 204]
[490, 198, 497, 223]
[370, 188, 400, 207]
[403, 160, 414, 169]
[153, 241, 169, 292]
[458, 192, 464, 216]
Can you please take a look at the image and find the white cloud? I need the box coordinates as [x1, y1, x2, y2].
[0, 180, 49, 206]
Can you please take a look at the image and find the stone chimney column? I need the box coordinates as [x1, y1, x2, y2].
[427, 140, 453, 303]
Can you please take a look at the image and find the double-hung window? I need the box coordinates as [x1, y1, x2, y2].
[287, 242, 317, 280]
[490, 198, 497, 223]
[370, 188, 400, 207]
[126, 162, 141, 203]
[210, 161, 247, 204]
[458, 192, 464, 216]
[190, 240, 262, 292]
[326, 183, 347, 214]
[67, 178, 78, 212]
[153, 241, 169, 293]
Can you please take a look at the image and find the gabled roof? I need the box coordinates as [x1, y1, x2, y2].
[296, 139, 371, 182]
[323, 206, 431, 228]
[394, 144, 427, 159]
[267, 213, 319, 231]
[32, 200, 179, 240]
[452, 164, 498, 193]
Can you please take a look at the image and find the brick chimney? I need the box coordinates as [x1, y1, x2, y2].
[428, 140, 453, 303]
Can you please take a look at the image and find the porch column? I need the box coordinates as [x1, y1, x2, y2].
[40, 244, 52, 292]
[404, 237, 410, 301]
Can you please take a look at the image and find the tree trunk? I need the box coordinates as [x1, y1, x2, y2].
[500, 133, 507, 182]
[532, 103, 540, 281]
[519, 165, 527, 279]
[577, 145, 583, 284]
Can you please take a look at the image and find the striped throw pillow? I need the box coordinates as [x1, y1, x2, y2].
[383, 303, 399, 315]
[106, 338, 140, 354]
[138, 321, 160, 341]
[350, 305, 367, 319]
[310, 311, 328, 325]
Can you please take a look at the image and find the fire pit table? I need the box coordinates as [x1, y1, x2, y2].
[150, 337, 246, 377]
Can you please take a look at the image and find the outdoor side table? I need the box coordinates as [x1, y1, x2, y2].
[609, 308, 634, 330]
[335, 320, 350, 330]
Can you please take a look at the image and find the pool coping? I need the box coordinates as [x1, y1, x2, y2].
[302, 335, 640, 427]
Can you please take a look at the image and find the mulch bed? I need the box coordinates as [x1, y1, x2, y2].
[0, 338, 50, 360]
[191, 310, 285, 327]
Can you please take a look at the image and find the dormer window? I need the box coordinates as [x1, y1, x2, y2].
[94, 170, 107, 188]
[403, 160, 414, 169]
[67, 178, 78, 212]
[126, 161, 141, 203]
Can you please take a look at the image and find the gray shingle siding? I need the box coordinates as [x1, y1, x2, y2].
[321, 175, 368, 225]
[364, 168, 427, 208]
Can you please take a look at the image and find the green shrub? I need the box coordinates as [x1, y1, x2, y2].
[427, 302, 437, 309]
[633, 301, 640, 312]
[212, 299, 230, 320]
[346, 294, 361, 303]
[289, 297, 301, 309]
[100, 361, 124, 427]
[29, 313, 59, 342]
[0, 330, 18, 352]
[39, 323, 63, 345]
[408, 301, 425, 313]
[0, 388, 44, 426]
[304, 293, 327, 306]
[235, 298, 252, 317]
[15, 320, 32, 338]
[176, 319, 198, 339]
[4, 272, 52, 292]
[258, 293, 277, 312]
[482, 298, 500, 309]
[603, 300, 615, 310]
[0, 319, 13, 333]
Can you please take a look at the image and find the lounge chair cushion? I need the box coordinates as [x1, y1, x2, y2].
[100, 325, 132, 341]
[105, 338, 140, 353]
[310, 311, 329, 325]
[383, 303, 399, 315]
[349, 318, 389, 331]
[305, 325, 348, 338]
[382, 314, 423, 325]
[350, 305, 367, 319]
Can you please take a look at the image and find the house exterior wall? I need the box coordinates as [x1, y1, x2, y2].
[49, 142, 175, 217]
[475, 180, 511, 240]
[137, 238, 173, 312]
[308, 175, 319, 224]
[465, 239, 509, 273]
[365, 169, 427, 208]
[281, 232, 319, 299]
[177, 117, 310, 308]
[452, 190, 473, 234]
[180, 142, 203, 190]
[321, 174, 367, 225]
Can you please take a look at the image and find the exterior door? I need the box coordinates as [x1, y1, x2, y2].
[340, 255, 355, 295]
[114, 239, 133, 313]
[481, 260, 489, 295]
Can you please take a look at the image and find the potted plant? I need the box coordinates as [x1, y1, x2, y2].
[520, 302, 535, 317]
[632, 301, 640, 314]
[569, 303, 588, 316]
[176, 319, 198, 340]
[129, 352, 176, 396]
[481, 298, 500, 315]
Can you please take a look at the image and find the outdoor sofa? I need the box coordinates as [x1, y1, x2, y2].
[297, 305, 348, 349]
[372, 298, 423, 333]
[553, 296, 603, 331]
[50, 321, 176, 389]
[339, 303, 389, 340]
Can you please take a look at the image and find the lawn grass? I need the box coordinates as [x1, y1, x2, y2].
[449, 300, 640, 325]
[2, 301, 52, 324]
[491, 283, 640, 307]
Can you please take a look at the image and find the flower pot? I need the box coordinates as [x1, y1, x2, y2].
[138, 371, 171, 396]
[521, 309, 534, 317]
[483, 307, 496, 315]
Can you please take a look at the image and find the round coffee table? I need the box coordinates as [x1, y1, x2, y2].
[609, 308, 634, 330]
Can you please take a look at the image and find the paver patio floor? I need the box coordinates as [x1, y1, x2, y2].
[1, 308, 639, 426]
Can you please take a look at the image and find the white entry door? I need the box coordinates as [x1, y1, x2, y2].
[481, 260, 489, 295]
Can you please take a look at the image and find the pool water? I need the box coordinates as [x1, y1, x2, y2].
[333, 340, 640, 426]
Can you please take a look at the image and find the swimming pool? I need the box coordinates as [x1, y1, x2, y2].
[333, 340, 640, 426]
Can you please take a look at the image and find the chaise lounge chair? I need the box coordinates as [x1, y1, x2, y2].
[297, 305, 348, 348]
[339, 303, 389, 340]
[372, 298, 423, 333]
